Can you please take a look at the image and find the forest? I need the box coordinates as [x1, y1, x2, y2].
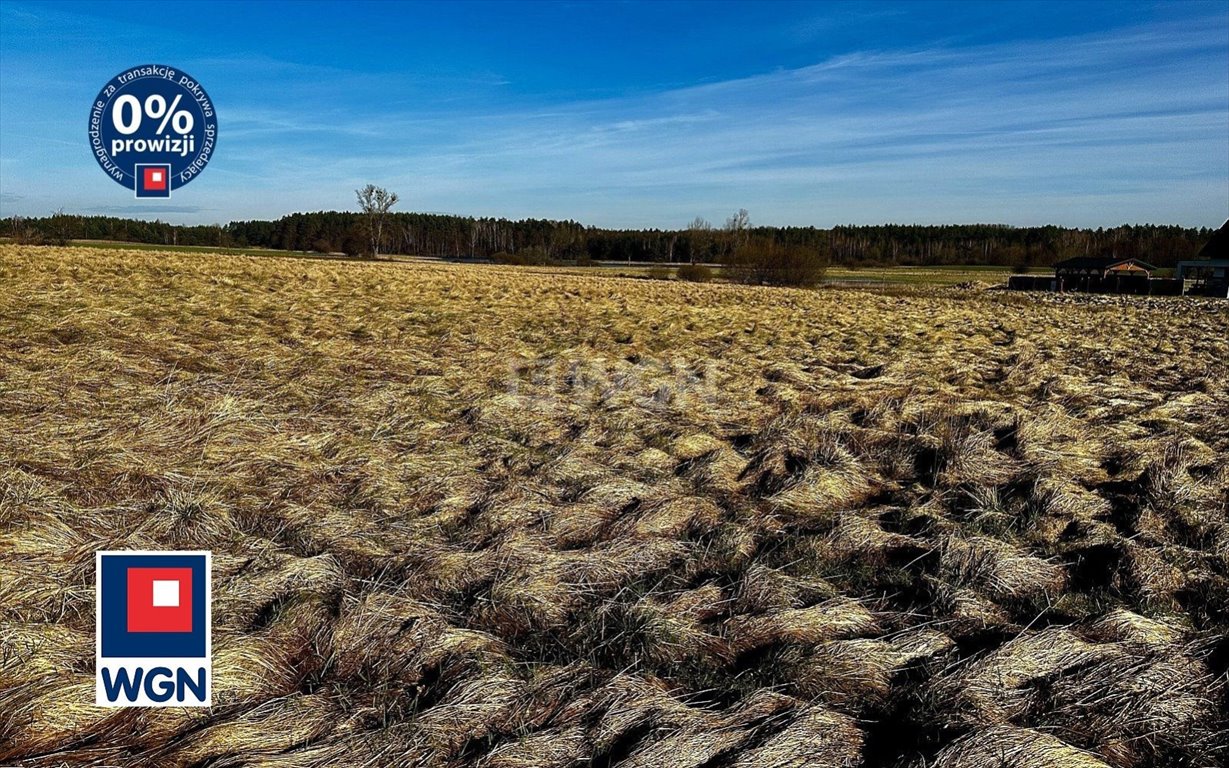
[1, 209, 1215, 269]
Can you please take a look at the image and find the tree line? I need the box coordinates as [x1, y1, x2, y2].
[2, 209, 1216, 271]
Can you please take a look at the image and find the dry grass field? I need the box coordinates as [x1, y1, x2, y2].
[1, 244, 1227, 768]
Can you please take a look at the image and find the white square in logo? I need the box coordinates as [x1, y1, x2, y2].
[152, 171, 163, 183]
[152, 579, 180, 607]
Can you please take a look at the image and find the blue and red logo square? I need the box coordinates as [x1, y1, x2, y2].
[134, 163, 172, 198]
[96, 551, 211, 706]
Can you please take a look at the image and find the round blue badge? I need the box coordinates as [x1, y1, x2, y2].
[88, 64, 217, 198]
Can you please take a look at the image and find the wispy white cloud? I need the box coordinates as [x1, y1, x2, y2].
[286, 18, 1225, 227]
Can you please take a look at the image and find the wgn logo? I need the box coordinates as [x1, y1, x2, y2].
[96, 551, 211, 706]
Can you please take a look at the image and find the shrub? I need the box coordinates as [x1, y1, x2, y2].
[728, 238, 825, 287]
[676, 263, 714, 283]
[646, 266, 671, 280]
[12, 226, 44, 246]
[341, 231, 367, 257]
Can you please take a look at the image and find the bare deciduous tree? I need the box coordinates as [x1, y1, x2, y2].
[687, 216, 712, 264]
[8, 214, 41, 245]
[355, 184, 399, 258]
[724, 208, 750, 260]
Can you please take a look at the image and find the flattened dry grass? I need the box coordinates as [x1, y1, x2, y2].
[1, 244, 1227, 767]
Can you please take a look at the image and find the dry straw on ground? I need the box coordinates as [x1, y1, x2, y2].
[1, 244, 1227, 767]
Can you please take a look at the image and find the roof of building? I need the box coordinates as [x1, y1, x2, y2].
[1196, 220, 1228, 260]
[1053, 256, 1158, 272]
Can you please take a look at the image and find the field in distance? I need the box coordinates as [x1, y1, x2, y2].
[0, 238, 1018, 286]
[1, 244, 1226, 767]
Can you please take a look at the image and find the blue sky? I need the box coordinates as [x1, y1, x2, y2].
[1, 0, 1226, 228]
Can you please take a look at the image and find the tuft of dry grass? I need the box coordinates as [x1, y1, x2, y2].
[1, 243, 1227, 766]
[926, 725, 1113, 768]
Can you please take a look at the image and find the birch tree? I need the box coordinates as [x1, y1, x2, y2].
[356, 184, 399, 258]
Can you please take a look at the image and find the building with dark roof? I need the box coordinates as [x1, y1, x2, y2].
[1052, 256, 1158, 279]
[1044, 256, 1168, 295]
[1195, 219, 1228, 260]
[1174, 221, 1229, 297]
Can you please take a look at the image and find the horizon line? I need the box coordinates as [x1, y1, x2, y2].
[6, 207, 1226, 233]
